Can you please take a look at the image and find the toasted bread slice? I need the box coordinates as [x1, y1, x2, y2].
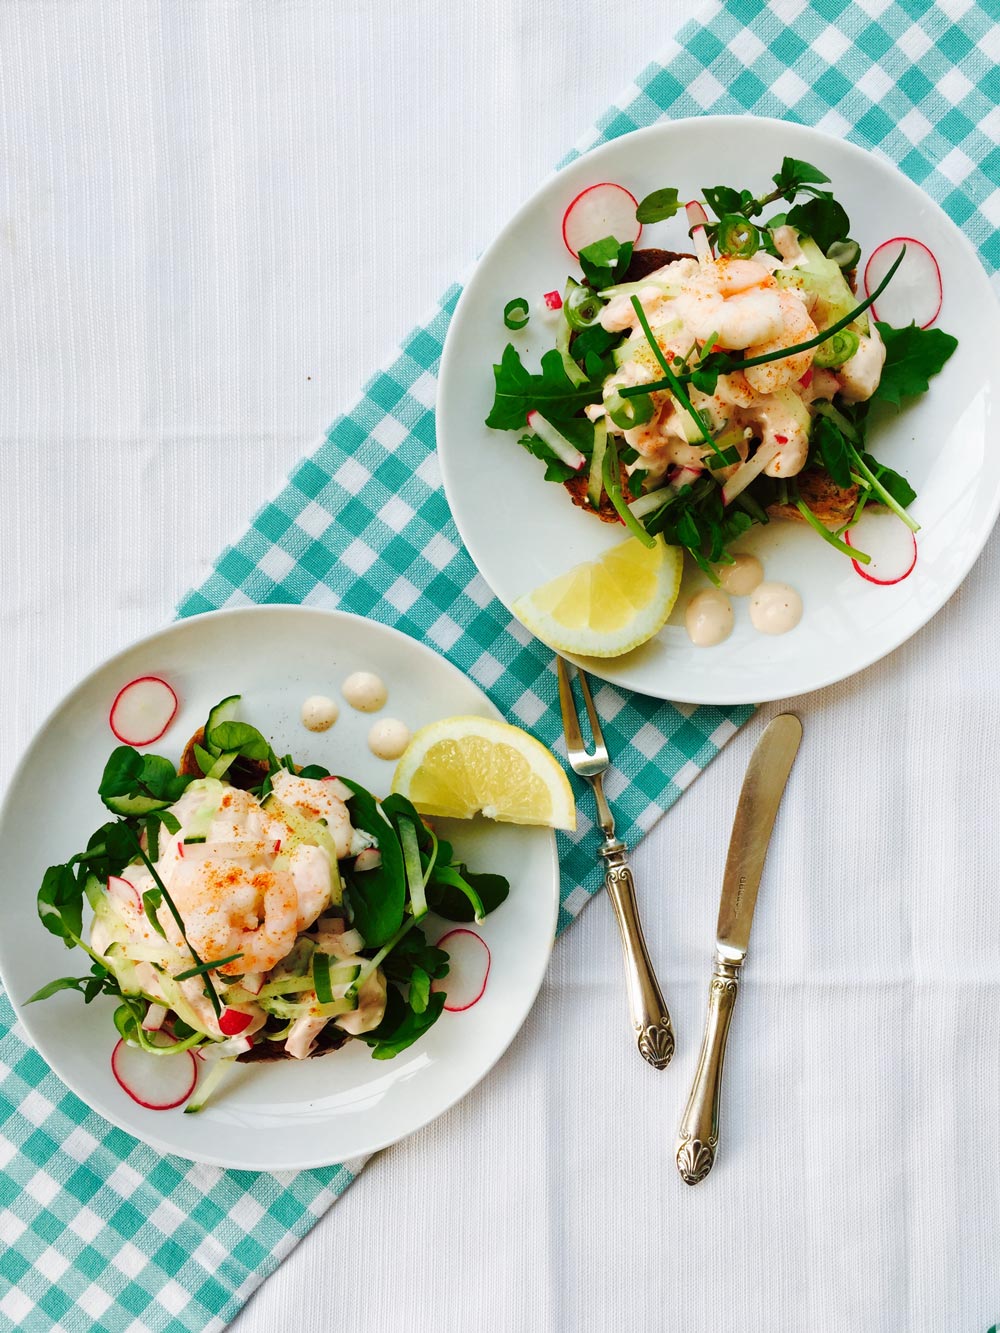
[766, 467, 859, 528]
[563, 460, 631, 523]
[624, 247, 693, 281]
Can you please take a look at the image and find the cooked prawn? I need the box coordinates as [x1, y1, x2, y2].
[163, 857, 299, 975]
[743, 291, 817, 393]
[269, 770, 356, 858]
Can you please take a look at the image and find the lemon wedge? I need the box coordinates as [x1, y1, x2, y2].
[391, 716, 576, 830]
[511, 534, 683, 658]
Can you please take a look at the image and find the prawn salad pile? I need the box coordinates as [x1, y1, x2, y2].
[487, 157, 958, 579]
[29, 697, 508, 1112]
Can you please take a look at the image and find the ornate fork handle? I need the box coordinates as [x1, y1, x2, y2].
[600, 843, 675, 1070]
[675, 955, 740, 1183]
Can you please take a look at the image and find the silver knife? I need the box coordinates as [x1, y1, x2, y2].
[675, 713, 802, 1185]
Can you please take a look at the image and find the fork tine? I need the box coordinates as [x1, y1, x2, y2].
[556, 656, 585, 754]
[576, 668, 607, 756]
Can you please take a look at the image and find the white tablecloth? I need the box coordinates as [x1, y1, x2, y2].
[3, 4, 998, 1330]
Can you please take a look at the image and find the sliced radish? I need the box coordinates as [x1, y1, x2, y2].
[844, 511, 918, 585]
[864, 238, 942, 329]
[562, 182, 641, 259]
[178, 839, 280, 861]
[109, 676, 178, 746]
[670, 465, 704, 492]
[721, 441, 782, 506]
[542, 289, 563, 311]
[321, 776, 353, 802]
[111, 1038, 197, 1110]
[241, 972, 264, 996]
[432, 928, 491, 1012]
[526, 411, 586, 471]
[354, 847, 382, 872]
[218, 1008, 254, 1036]
[107, 875, 141, 913]
[686, 200, 713, 264]
[142, 1004, 168, 1032]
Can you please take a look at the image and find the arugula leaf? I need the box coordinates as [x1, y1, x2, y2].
[813, 414, 853, 490]
[577, 236, 633, 290]
[772, 156, 831, 198]
[860, 452, 916, 510]
[517, 434, 575, 484]
[871, 322, 958, 406]
[786, 197, 850, 253]
[635, 188, 681, 224]
[339, 779, 407, 948]
[486, 345, 605, 432]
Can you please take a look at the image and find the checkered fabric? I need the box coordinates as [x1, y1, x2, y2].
[4, 1, 1000, 1328]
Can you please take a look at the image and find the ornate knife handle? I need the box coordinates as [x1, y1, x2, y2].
[601, 845, 674, 1070]
[675, 956, 740, 1184]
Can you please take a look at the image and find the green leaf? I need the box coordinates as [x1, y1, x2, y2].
[871, 322, 958, 407]
[369, 991, 446, 1060]
[772, 156, 831, 198]
[25, 975, 87, 1004]
[408, 966, 431, 1015]
[813, 415, 853, 490]
[208, 721, 272, 762]
[143, 888, 167, 939]
[577, 236, 633, 291]
[786, 197, 850, 253]
[37, 863, 83, 945]
[860, 452, 916, 510]
[635, 187, 681, 224]
[485, 345, 605, 432]
[98, 746, 144, 798]
[339, 780, 407, 948]
[426, 865, 509, 923]
[702, 185, 743, 219]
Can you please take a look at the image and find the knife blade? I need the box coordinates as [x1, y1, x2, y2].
[716, 713, 802, 961]
[675, 714, 802, 1185]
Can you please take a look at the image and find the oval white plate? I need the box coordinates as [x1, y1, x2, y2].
[0, 607, 559, 1169]
[438, 116, 1000, 704]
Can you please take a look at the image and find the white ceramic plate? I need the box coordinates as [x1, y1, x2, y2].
[0, 607, 559, 1169]
[438, 116, 1000, 704]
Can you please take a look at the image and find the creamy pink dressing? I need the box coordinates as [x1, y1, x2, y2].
[717, 554, 764, 597]
[685, 588, 734, 647]
[749, 582, 803, 635]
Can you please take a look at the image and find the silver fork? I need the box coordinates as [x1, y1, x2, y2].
[556, 656, 675, 1070]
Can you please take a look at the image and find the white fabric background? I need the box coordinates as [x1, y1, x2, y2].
[2, 3, 999, 1331]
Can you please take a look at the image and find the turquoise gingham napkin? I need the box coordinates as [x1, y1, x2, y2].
[4, 2, 1000, 1328]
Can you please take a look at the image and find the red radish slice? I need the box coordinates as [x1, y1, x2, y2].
[670, 465, 704, 492]
[111, 1038, 197, 1110]
[432, 929, 491, 1012]
[241, 972, 264, 996]
[107, 875, 141, 912]
[543, 290, 563, 311]
[109, 676, 178, 746]
[562, 182, 641, 258]
[354, 847, 382, 872]
[218, 1008, 254, 1036]
[142, 1004, 168, 1032]
[526, 411, 586, 471]
[686, 200, 713, 264]
[844, 512, 918, 585]
[178, 839, 280, 861]
[864, 238, 942, 329]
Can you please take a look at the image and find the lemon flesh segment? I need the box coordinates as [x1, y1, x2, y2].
[391, 716, 576, 831]
[512, 534, 684, 658]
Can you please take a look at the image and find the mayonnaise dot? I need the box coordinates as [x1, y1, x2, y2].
[368, 718, 410, 761]
[301, 695, 339, 732]
[342, 671, 387, 713]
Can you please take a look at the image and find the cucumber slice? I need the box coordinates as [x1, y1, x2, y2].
[204, 695, 241, 755]
[103, 791, 172, 817]
[774, 237, 868, 335]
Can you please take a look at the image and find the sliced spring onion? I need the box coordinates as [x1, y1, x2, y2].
[716, 215, 760, 258]
[814, 328, 860, 369]
[607, 386, 654, 430]
[587, 418, 608, 510]
[564, 278, 605, 330]
[827, 238, 861, 270]
[503, 297, 530, 330]
[399, 818, 427, 920]
[602, 438, 656, 548]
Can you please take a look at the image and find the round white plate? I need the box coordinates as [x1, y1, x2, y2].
[0, 607, 559, 1169]
[438, 116, 1000, 704]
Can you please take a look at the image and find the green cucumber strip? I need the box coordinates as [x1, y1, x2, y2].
[399, 819, 427, 919]
[587, 418, 608, 510]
